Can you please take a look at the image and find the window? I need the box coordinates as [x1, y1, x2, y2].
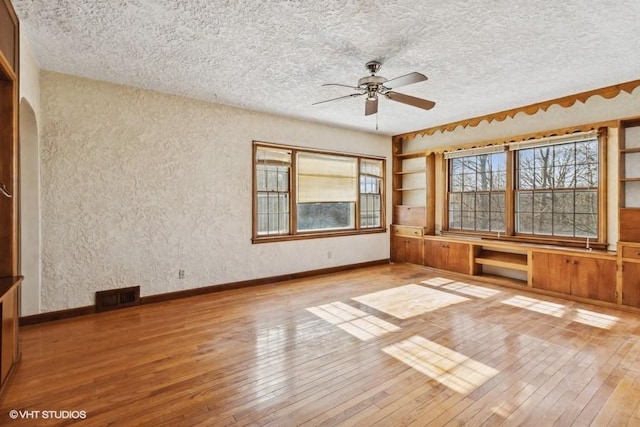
[514, 137, 599, 238]
[447, 148, 507, 233]
[445, 130, 604, 244]
[253, 143, 385, 242]
[255, 148, 291, 235]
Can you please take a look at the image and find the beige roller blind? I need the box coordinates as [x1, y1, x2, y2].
[297, 152, 358, 203]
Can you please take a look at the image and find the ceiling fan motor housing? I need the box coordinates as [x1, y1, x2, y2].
[358, 75, 388, 100]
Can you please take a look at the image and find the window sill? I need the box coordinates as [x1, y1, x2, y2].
[252, 227, 387, 244]
[441, 230, 607, 251]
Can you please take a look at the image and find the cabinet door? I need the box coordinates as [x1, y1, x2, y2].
[445, 242, 470, 274]
[531, 252, 571, 295]
[391, 236, 407, 263]
[622, 262, 640, 308]
[405, 238, 423, 265]
[424, 240, 446, 269]
[571, 257, 616, 303]
[1, 287, 16, 384]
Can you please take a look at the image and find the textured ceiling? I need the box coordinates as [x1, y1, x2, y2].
[12, 0, 640, 135]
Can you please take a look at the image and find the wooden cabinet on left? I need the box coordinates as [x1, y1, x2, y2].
[391, 226, 424, 265]
[0, 277, 20, 392]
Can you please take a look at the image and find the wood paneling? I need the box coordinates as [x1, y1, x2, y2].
[2, 264, 640, 425]
[622, 262, 640, 308]
[620, 208, 640, 242]
[392, 205, 425, 227]
[0, 0, 18, 72]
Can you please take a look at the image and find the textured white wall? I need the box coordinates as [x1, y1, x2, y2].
[19, 33, 42, 316]
[40, 71, 391, 312]
[405, 87, 640, 250]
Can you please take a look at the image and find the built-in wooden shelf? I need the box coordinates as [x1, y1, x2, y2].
[394, 151, 427, 159]
[475, 250, 528, 271]
[396, 187, 427, 191]
[620, 147, 640, 153]
[620, 177, 640, 182]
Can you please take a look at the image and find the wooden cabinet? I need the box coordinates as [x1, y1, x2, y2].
[391, 236, 423, 265]
[619, 120, 640, 242]
[620, 243, 640, 308]
[532, 251, 616, 302]
[391, 225, 423, 265]
[0, 0, 20, 398]
[424, 239, 470, 275]
[0, 277, 20, 391]
[622, 262, 640, 308]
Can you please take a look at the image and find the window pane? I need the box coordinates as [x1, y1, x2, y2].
[575, 214, 597, 237]
[553, 213, 574, 236]
[451, 174, 463, 192]
[463, 173, 476, 191]
[518, 168, 534, 189]
[532, 213, 553, 234]
[462, 193, 475, 211]
[516, 192, 533, 213]
[449, 193, 461, 211]
[451, 158, 463, 174]
[553, 191, 574, 213]
[533, 192, 552, 213]
[490, 212, 505, 232]
[517, 212, 532, 233]
[461, 211, 475, 230]
[476, 211, 490, 231]
[449, 211, 461, 229]
[575, 190, 597, 214]
[257, 169, 267, 191]
[297, 202, 355, 231]
[534, 147, 553, 168]
[491, 172, 506, 190]
[476, 194, 490, 212]
[491, 194, 505, 212]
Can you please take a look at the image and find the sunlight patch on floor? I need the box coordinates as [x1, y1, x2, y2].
[382, 335, 499, 394]
[307, 302, 400, 341]
[421, 277, 455, 286]
[573, 308, 618, 329]
[441, 281, 501, 299]
[353, 284, 469, 319]
[501, 295, 566, 318]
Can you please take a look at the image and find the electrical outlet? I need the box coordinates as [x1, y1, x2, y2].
[178, 269, 185, 279]
[327, 251, 333, 259]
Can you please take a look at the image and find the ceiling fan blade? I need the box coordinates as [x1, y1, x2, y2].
[385, 91, 435, 110]
[365, 97, 378, 116]
[312, 92, 364, 106]
[383, 72, 427, 89]
[322, 83, 361, 90]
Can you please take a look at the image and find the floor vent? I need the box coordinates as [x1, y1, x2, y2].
[95, 286, 141, 313]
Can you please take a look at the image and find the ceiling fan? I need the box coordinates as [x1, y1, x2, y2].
[313, 61, 435, 116]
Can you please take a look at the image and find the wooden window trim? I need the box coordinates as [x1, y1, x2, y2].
[442, 127, 608, 247]
[252, 141, 386, 243]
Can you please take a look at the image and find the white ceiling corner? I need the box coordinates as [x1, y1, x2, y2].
[12, 0, 640, 135]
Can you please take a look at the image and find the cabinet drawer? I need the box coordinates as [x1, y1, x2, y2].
[392, 226, 423, 238]
[622, 246, 640, 260]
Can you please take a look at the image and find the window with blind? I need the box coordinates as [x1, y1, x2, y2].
[253, 143, 385, 242]
[445, 130, 604, 244]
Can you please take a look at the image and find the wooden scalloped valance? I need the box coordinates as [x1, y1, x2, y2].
[396, 79, 640, 141]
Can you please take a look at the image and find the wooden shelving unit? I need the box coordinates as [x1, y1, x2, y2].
[619, 118, 640, 242]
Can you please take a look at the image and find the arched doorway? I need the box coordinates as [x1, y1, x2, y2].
[19, 98, 40, 316]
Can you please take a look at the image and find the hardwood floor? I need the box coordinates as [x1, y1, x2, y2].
[2, 263, 640, 426]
